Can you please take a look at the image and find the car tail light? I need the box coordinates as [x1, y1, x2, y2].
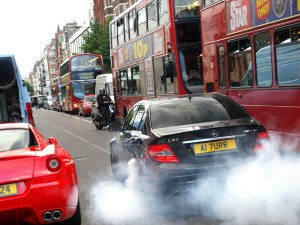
[46, 155, 62, 172]
[254, 131, 270, 153]
[147, 144, 179, 163]
[26, 103, 35, 127]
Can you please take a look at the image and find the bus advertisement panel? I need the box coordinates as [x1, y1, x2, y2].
[110, 0, 204, 121]
[201, 0, 300, 150]
[59, 53, 103, 113]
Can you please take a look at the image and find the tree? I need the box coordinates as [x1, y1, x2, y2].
[81, 17, 112, 73]
[25, 81, 34, 95]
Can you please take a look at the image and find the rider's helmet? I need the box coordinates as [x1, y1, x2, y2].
[99, 88, 105, 95]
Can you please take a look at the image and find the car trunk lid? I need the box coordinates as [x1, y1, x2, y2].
[152, 121, 263, 165]
[0, 149, 35, 184]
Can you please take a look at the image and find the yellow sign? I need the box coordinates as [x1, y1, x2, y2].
[193, 139, 237, 154]
[0, 183, 17, 197]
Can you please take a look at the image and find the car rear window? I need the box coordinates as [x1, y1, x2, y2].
[150, 97, 250, 129]
[0, 129, 30, 151]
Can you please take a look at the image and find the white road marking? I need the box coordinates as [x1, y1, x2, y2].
[83, 119, 93, 123]
[42, 118, 109, 154]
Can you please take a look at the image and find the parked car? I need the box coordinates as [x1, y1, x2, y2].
[0, 122, 81, 224]
[108, 93, 271, 195]
[31, 95, 47, 109]
[0, 54, 34, 126]
[44, 96, 53, 110]
[78, 94, 95, 117]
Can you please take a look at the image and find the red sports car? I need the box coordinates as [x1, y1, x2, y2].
[78, 94, 95, 117]
[0, 123, 81, 225]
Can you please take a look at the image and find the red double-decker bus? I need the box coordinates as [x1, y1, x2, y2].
[59, 53, 104, 113]
[109, 0, 204, 121]
[201, 0, 300, 149]
[51, 76, 62, 111]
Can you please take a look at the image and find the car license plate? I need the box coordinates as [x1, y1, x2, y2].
[193, 139, 237, 155]
[0, 183, 17, 197]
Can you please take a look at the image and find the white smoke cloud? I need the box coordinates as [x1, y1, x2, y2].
[89, 159, 160, 225]
[90, 140, 300, 225]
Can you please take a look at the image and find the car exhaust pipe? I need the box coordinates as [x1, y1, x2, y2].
[43, 211, 52, 221]
[53, 210, 62, 220]
[43, 210, 61, 222]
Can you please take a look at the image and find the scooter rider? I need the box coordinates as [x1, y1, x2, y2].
[96, 88, 112, 122]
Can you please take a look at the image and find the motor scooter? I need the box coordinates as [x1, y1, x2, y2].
[92, 102, 115, 130]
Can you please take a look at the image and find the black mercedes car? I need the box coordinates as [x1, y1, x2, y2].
[108, 93, 271, 195]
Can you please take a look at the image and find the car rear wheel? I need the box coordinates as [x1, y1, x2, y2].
[110, 143, 127, 182]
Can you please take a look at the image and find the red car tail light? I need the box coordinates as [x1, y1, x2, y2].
[147, 144, 179, 163]
[254, 131, 271, 153]
[26, 102, 35, 127]
[46, 155, 62, 172]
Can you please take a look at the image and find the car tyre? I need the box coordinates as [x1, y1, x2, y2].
[57, 200, 81, 225]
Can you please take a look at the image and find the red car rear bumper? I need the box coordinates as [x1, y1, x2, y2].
[0, 173, 78, 224]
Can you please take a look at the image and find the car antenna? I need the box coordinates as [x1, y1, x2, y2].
[188, 94, 192, 102]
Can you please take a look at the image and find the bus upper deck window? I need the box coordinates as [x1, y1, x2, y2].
[147, 0, 158, 31]
[158, 0, 169, 25]
[129, 10, 137, 40]
[228, 38, 251, 88]
[275, 26, 300, 86]
[255, 32, 272, 87]
[138, 7, 147, 36]
[117, 18, 124, 45]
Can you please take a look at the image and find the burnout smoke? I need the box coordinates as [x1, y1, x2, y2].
[188, 139, 300, 225]
[89, 159, 160, 225]
[90, 139, 300, 225]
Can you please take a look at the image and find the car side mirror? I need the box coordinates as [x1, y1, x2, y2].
[48, 137, 58, 145]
